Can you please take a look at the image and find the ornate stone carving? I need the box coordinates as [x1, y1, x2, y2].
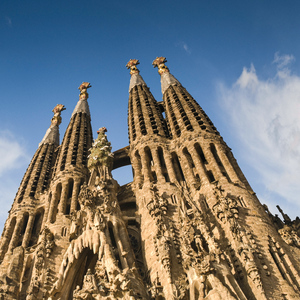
[78, 82, 91, 100]
[152, 57, 170, 74]
[279, 225, 300, 248]
[88, 127, 114, 182]
[148, 273, 165, 300]
[45, 227, 55, 257]
[126, 59, 140, 75]
[146, 186, 173, 280]
[0, 246, 24, 299]
[212, 185, 267, 298]
[51, 104, 66, 126]
[146, 187, 168, 223]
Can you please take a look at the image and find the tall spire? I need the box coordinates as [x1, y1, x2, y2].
[48, 82, 93, 222]
[126, 59, 169, 144]
[153, 56, 220, 137]
[0, 105, 65, 264]
[15, 105, 65, 203]
[39, 104, 66, 146]
[53, 83, 93, 174]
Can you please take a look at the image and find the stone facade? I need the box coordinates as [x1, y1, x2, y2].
[0, 59, 299, 299]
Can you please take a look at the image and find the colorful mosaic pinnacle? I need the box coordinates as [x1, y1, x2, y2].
[153, 56, 170, 74]
[126, 59, 140, 75]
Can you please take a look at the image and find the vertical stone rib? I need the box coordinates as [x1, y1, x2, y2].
[0, 218, 16, 260]
[140, 149, 151, 184]
[27, 144, 48, 198]
[202, 145, 225, 182]
[152, 147, 166, 183]
[128, 93, 136, 142]
[8, 216, 24, 251]
[164, 90, 182, 137]
[22, 214, 35, 248]
[70, 180, 81, 213]
[16, 148, 41, 203]
[58, 184, 68, 214]
[188, 145, 210, 185]
[132, 151, 143, 187]
[179, 148, 197, 190]
[215, 144, 241, 184]
[56, 116, 75, 172]
[167, 85, 193, 132]
[177, 86, 220, 134]
[163, 151, 178, 183]
[67, 113, 81, 167]
[41, 144, 56, 192]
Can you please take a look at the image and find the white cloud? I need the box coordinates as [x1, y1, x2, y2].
[273, 52, 295, 70]
[0, 130, 29, 232]
[218, 54, 300, 216]
[0, 130, 28, 176]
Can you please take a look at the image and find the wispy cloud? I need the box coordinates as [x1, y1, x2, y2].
[0, 130, 29, 231]
[217, 53, 300, 215]
[176, 41, 191, 54]
[5, 16, 12, 27]
[0, 130, 28, 176]
[183, 43, 191, 54]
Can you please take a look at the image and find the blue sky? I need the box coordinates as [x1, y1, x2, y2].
[1, 1, 300, 231]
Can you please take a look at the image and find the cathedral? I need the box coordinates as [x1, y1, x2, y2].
[0, 57, 300, 300]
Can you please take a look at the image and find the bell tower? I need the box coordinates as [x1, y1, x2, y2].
[0, 104, 65, 299]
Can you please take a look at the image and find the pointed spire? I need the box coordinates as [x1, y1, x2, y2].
[71, 82, 91, 117]
[126, 59, 147, 92]
[39, 104, 66, 147]
[152, 57, 180, 94]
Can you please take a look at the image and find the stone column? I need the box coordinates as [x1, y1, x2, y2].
[113, 226, 129, 270]
[48, 187, 59, 222]
[202, 145, 226, 183]
[8, 217, 24, 251]
[70, 180, 81, 213]
[59, 183, 68, 214]
[163, 152, 178, 183]
[140, 149, 151, 184]
[0, 220, 15, 260]
[117, 225, 136, 268]
[152, 148, 166, 183]
[131, 155, 143, 187]
[22, 214, 35, 248]
[215, 145, 240, 184]
[188, 145, 210, 185]
[178, 150, 197, 189]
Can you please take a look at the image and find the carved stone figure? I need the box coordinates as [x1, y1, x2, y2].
[88, 127, 114, 182]
[279, 225, 300, 248]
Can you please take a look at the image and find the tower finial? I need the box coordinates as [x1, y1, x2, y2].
[153, 57, 180, 94]
[126, 59, 140, 75]
[39, 104, 65, 146]
[78, 82, 92, 100]
[51, 104, 66, 127]
[152, 57, 169, 75]
[126, 59, 147, 92]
